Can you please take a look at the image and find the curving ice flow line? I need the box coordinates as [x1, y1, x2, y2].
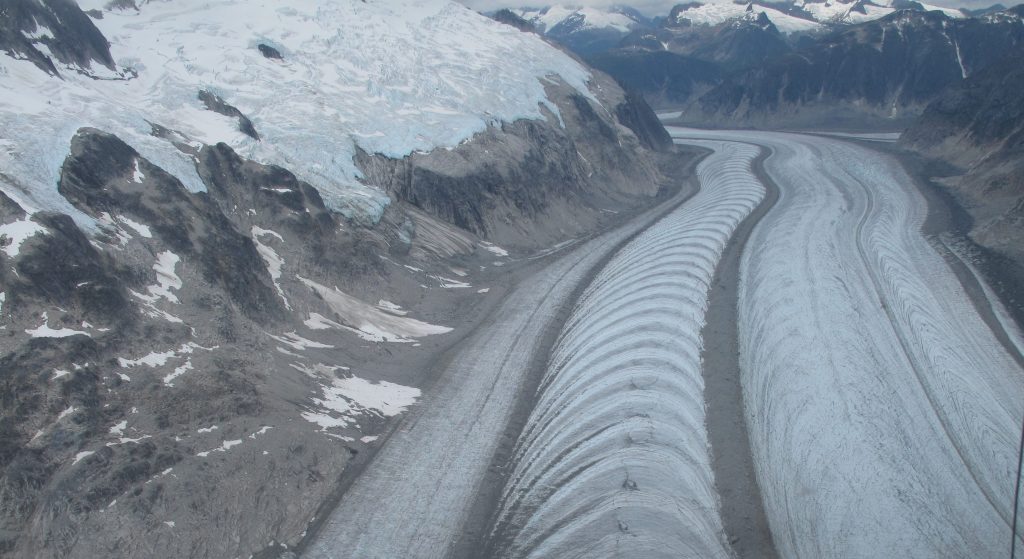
[488, 141, 765, 559]
[305, 176, 694, 559]
[670, 128, 1024, 558]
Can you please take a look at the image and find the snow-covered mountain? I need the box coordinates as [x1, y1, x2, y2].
[0, 1, 676, 557]
[668, 0, 825, 33]
[666, 0, 966, 33]
[694, 6, 1024, 125]
[513, 5, 654, 53]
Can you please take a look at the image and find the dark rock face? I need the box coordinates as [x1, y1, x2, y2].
[490, 9, 535, 33]
[615, 90, 673, 151]
[901, 48, 1024, 263]
[58, 129, 284, 321]
[256, 43, 282, 59]
[623, 8, 793, 72]
[0, 0, 116, 76]
[13, 212, 132, 325]
[585, 49, 721, 107]
[592, 5, 797, 109]
[0, 128, 400, 558]
[198, 90, 260, 140]
[356, 76, 668, 249]
[695, 8, 1024, 125]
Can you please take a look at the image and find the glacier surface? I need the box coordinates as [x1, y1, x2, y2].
[0, 0, 594, 225]
[672, 128, 1024, 558]
[491, 140, 765, 558]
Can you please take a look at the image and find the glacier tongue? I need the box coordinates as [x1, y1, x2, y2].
[672, 128, 1024, 558]
[0, 0, 594, 226]
[490, 140, 765, 558]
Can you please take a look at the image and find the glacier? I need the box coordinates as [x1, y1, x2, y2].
[0, 0, 595, 226]
[489, 140, 765, 558]
[671, 128, 1024, 558]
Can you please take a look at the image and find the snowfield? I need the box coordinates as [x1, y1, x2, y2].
[671, 128, 1024, 558]
[490, 140, 764, 558]
[0, 0, 594, 226]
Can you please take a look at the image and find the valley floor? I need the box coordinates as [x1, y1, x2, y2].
[304, 129, 1024, 559]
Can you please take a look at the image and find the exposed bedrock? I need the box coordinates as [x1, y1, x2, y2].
[356, 75, 671, 250]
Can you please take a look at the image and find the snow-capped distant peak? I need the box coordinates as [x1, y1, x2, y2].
[671, 1, 823, 33]
[516, 5, 648, 34]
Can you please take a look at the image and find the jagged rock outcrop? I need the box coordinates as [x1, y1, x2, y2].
[0, 0, 118, 76]
[356, 75, 668, 249]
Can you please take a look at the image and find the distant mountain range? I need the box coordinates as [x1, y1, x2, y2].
[510, 5, 654, 53]
[506, 3, 1024, 126]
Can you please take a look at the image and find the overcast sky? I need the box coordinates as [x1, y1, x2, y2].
[456, 0, 1015, 16]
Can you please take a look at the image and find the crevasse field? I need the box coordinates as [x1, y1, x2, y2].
[1, 0, 592, 224]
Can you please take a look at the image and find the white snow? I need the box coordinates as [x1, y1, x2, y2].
[0, 218, 46, 257]
[289, 361, 349, 379]
[73, 451, 95, 465]
[22, 25, 53, 41]
[376, 300, 408, 315]
[478, 242, 509, 257]
[301, 375, 421, 432]
[162, 359, 193, 387]
[196, 439, 243, 458]
[249, 426, 272, 439]
[266, 331, 333, 351]
[134, 251, 182, 304]
[117, 216, 151, 238]
[800, 0, 895, 24]
[107, 435, 151, 446]
[118, 342, 213, 369]
[0, 0, 595, 228]
[130, 251, 185, 322]
[26, 312, 91, 338]
[131, 158, 146, 183]
[57, 406, 77, 421]
[197, 426, 218, 434]
[517, 6, 640, 34]
[251, 227, 290, 310]
[298, 276, 451, 342]
[437, 276, 471, 289]
[52, 368, 71, 380]
[303, 313, 342, 331]
[109, 420, 127, 436]
[477, 288, 490, 294]
[118, 349, 177, 368]
[673, 2, 822, 33]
